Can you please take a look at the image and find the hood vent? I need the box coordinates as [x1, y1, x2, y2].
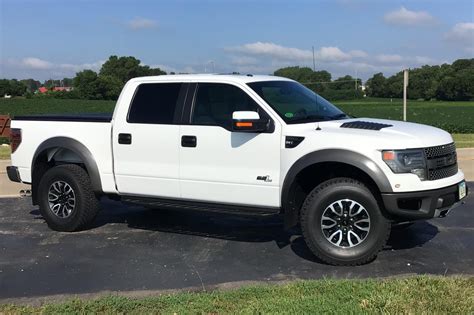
[340, 121, 392, 131]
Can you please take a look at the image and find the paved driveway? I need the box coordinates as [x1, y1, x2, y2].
[0, 183, 473, 301]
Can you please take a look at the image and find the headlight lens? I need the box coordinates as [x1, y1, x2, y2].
[382, 149, 427, 180]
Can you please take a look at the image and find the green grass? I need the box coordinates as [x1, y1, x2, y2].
[335, 98, 474, 133]
[0, 98, 115, 116]
[453, 133, 474, 148]
[1, 276, 473, 314]
[0, 145, 10, 159]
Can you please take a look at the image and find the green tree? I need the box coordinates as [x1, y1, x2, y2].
[95, 75, 123, 100]
[74, 70, 100, 99]
[20, 79, 41, 92]
[366, 73, 387, 97]
[99, 55, 165, 84]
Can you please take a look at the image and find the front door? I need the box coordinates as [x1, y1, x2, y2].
[179, 83, 281, 207]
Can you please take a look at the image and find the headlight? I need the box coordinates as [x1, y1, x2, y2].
[382, 149, 426, 180]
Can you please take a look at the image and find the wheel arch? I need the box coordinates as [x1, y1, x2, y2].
[281, 149, 393, 228]
[31, 137, 103, 204]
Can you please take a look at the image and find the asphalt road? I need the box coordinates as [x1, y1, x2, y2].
[0, 183, 473, 301]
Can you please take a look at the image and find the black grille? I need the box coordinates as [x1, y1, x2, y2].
[340, 121, 392, 130]
[424, 143, 458, 180]
[424, 142, 456, 158]
[428, 164, 458, 180]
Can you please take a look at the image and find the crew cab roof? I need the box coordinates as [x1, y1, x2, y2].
[126, 74, 293, 84]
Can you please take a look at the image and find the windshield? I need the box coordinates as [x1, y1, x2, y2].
[247, 81, 348, 124]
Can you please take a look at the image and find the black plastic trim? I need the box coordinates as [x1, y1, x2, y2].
[122, 195, 281, 216]
[281, 149, 393, 228]
[381, 181, 468, 220]
[32, 137, 103, 193]
[340, 121, 392, 130]
[6, 166, 21, 183]
[285, 136, 305, 148]
[13, 114, 112, 122]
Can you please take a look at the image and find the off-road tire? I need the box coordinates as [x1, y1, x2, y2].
[38, 164, 101, 231]
[300, 177, 391, 266]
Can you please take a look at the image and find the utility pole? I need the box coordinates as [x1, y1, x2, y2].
[355, 69, 358, 91]
[312, 46, 316, 72]
[403, 69, 409, 121]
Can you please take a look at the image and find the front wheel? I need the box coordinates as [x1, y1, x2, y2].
[38, 164, 101, 232]
[300, 178, 390, 265]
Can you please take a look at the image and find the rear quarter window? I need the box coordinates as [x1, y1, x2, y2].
[128, 83, 183, 124]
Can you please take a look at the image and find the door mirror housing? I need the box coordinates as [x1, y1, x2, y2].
[232, 111, 268, 133]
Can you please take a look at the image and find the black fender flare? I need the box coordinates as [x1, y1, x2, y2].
[32, 137, 103, 193]
[281, 149, 393, 228]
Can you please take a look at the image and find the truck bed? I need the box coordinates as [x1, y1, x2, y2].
[13, 113, 113, 123]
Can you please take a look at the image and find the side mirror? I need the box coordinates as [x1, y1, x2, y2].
[232, 111, 268, 133]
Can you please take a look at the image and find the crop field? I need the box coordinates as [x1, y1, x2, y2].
[0, 98, 115, 116]
[334, 98, 474, 134]
[0, 97, 473, 133]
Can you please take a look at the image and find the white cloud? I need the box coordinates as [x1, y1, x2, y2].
[230, 56, 259, 66]
[21, 57, 52, 70]
[349, 50, 368, 58]
[127, 17, 157, 30]
[376, 54, 403, 63]
[226, 42, 354, 62]
[444, 22, 474, 45]
[318, 47, 351, 61]
[58, 60, 105, 72]
[384, 7, 436, 26]
[227, 42, 312, 61]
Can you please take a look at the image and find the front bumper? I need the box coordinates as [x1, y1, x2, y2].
[6, 166, 21, 183]
[381, 181, 468, 220]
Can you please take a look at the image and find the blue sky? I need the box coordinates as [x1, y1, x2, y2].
[1, 0, 473, 81]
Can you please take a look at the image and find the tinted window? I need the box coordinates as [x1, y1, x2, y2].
[128, 83, 182, 124]
[192, 83, 262, 129]
[248, 81, 347, 124]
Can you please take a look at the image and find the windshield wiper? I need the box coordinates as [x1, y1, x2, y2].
[289, 114, 333, 124]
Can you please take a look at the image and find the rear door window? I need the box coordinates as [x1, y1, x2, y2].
[128, 83, 183, 124]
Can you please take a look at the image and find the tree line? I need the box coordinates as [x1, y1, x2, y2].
[273, 67, 364, 100]
[365, 59, 473, 101]
[1, 56, 472, 101]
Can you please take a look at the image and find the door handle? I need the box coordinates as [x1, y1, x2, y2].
[118, 133, 132, 145]
[181, 135, 197, 147]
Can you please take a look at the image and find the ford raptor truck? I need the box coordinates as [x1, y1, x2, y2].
[7, 74, 468, 265]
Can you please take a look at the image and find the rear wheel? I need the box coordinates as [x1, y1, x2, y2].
[300, 178, 390, 265]
[38, 164, 101, 231]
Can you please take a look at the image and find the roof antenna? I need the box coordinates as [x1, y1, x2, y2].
[316, 122, 321, 131]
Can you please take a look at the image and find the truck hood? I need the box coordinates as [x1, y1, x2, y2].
[285, 118, 453, 150]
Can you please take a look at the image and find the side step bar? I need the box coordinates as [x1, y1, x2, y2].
[121, 196, 281, 217]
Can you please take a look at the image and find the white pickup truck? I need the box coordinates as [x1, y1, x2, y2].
[7, 74, 468, 265]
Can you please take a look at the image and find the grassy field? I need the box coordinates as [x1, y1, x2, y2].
[0, 98, 115, 116]
[334, 98, 474, 133]
[1, 276, 473, 314]
[0, 145, 10, 159]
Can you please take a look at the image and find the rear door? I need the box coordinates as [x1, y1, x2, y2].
[179, 82, 281, 207]
[112, 82, 187, 198]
